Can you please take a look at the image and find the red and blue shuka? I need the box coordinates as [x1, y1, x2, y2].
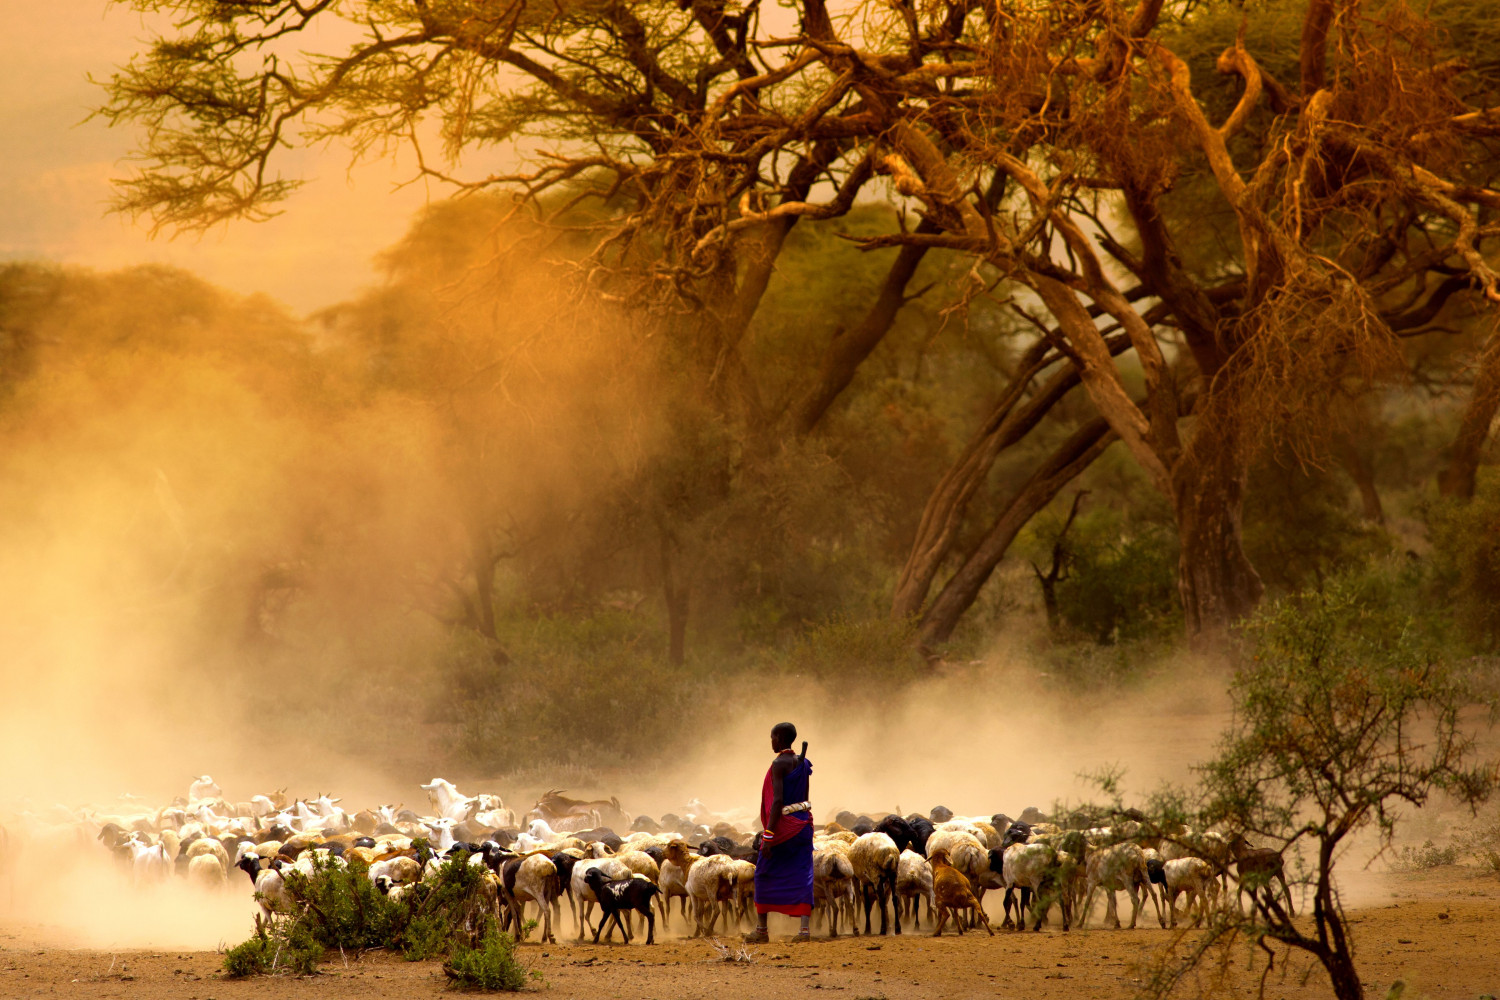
[754, 751, 814, 916]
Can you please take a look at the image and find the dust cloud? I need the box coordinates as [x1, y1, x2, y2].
[623, 654, 1236, 823]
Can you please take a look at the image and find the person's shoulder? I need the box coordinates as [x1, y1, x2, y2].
[771, 754, 797, 772]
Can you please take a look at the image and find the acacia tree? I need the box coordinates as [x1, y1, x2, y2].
[1140, 584, 1498, 1000]
[98, 0, 1500, 646]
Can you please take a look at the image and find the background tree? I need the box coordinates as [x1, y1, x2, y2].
[95, 0, 1500, 656]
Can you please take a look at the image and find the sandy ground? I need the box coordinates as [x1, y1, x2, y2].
[2, 866, 1496, 1000]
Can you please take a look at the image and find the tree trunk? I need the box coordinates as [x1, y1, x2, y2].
[1171, 422, 1263, 636]
[1438, 331, 1500, 499]
[1333, 434, 1385, 524]
[916, 419, 1115, 651]
[891, 336, 1132, 621]
[469, 534, 511, 665]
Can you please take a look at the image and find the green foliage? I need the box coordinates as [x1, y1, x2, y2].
[442, 926, 533, 992]
[222, 935, 274, 978]
[223, 852, 500, 978]
[1242, 457, 1389, 596]
[1388, 840, 1460, 872]
[784, 614, 925, 684]
[1047, 511, 1181, 645]
[401, 913, 452, 962]
[221, 915, 322, 978]
[1204, 575, 1495, 846]
[280, 854, 403, 950]
[1428, 472, 1500, 650]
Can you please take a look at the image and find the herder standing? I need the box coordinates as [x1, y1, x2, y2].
[744, 721, 814, 943]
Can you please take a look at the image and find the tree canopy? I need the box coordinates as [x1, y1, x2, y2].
[94, 0, 1500, 655]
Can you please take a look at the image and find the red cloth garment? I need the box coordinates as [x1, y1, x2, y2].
[754, 750, 814, 915]
[758, 751, 811, 848]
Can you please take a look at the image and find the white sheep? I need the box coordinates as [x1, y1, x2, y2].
[683, 853, 738, 937]
[656, 848, 695, 931]
[185, 836, 231, 873]
[1000, 841, 1055, 929]
[187, 853, 227, 891]
[505, 853, 560, 944]
[1161, 857, 1219, 927]
[849, 832, 902, 935]
[729, 858, 757, 928]
[1162, 830, 1233, 886]
[895, 848, 934, 929]
[813, 846, 857, 937]
[126, 837, 171, 887]
[1083, 842, 1162, 930]
[369, 856, 422, 885]
[419, 778, 484, 822]
[188, 776, 222, 803]
[571, 857, 632, 939]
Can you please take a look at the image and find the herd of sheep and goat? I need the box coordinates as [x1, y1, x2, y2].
[15, 776, 1297, 946]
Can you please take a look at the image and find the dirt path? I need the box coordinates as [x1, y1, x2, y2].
[3, 867, 1496, 1000]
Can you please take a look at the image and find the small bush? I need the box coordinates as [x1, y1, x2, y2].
[221, 851, 494, 977]
[402, 913, 452, 962]
[221, 915, 323, 978]
[223, 935, 273, 978]
[443, 927, 532, 991]
[1388, 840, 1459, 872]
[1054, 523, 1180, 644]
[1428, 474, 1500, 650]
[1452, 808, 1500, 874]
[784, 614, 923, 683]
[281, 854, 402, 949]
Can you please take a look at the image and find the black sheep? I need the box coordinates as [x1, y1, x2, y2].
[551, 850, 581, 918]
[903, 814, 935, 855]
[1001, 821, 1032, 850]
[874, 815, 914, 853]
[583, 868, 661, 944]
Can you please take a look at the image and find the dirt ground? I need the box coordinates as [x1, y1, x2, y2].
[2, 867, 1496, 1000]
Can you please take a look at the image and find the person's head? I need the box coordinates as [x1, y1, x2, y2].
[770, 721, 797, 752]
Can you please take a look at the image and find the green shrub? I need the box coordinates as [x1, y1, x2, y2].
[442, 927, 532, 991]
[222, 935, 273, 978]
[280, 854, 402, 949]
[221, 916, 323, 978]
[401, 913, 452, 962]
[1388, 840, 1459, 872]
[1452, 808, 1500, 874]
[221, 851, 495, 977]
[1428, 473, 1500, 650]
[784, 614, 923, 683]
[1054, 522, 1180, 644]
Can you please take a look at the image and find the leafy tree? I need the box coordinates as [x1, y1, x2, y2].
[1148, 579, 1498, 1000]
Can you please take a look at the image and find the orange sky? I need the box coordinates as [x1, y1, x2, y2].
[1, 3, 437, 312]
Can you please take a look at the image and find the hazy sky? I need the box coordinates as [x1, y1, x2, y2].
[1, 3, 437, 312]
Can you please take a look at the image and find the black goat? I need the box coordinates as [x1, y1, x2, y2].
[903, 814, 935, 855]
[583, 869, 661, 944]
[874, 815, 914, 853]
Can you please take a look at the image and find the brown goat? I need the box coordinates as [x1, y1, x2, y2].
[929, 848, 993, 937]
[1228, 835, 1295, 916]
